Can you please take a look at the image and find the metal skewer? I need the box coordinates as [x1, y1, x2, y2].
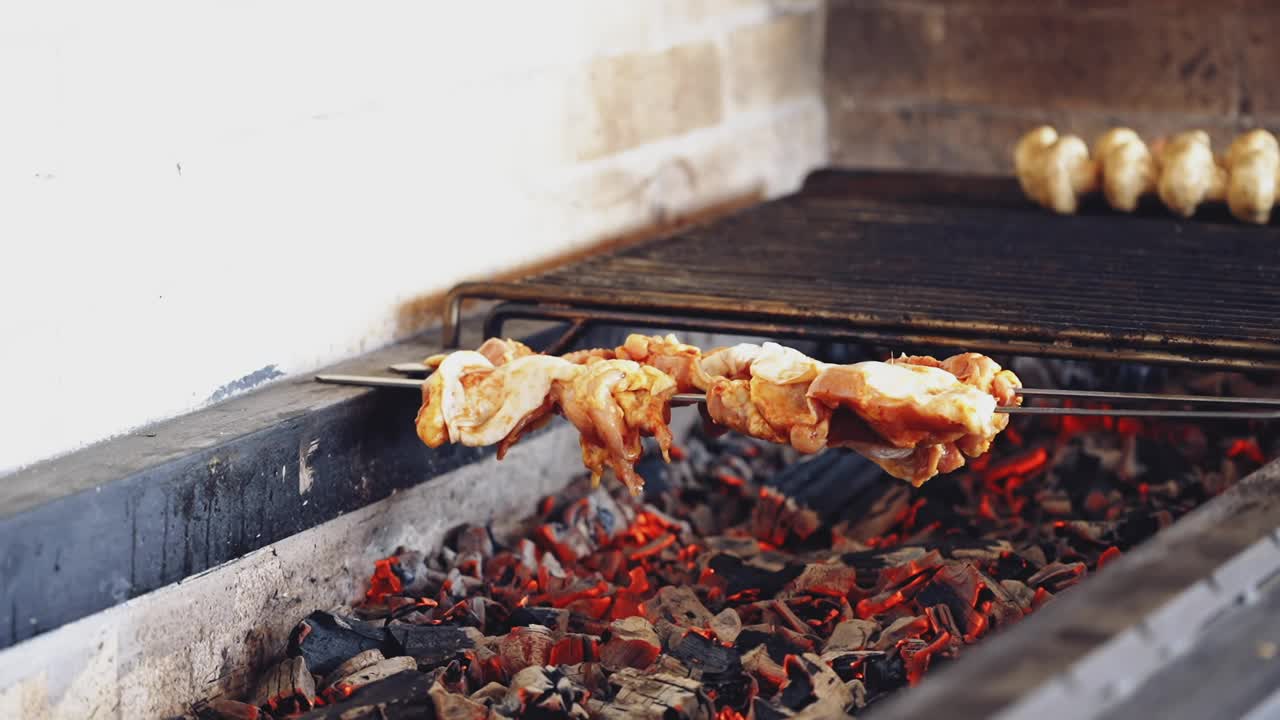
[315, 374, 1280, 419]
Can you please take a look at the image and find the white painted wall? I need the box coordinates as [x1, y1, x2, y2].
[0, 1, 828, 475]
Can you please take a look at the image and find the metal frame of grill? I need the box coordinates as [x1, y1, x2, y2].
[442, 171, 1280, 372]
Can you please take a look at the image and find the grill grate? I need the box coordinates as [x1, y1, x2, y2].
[444, 172, 1280, 369]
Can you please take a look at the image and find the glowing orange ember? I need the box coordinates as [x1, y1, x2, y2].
[364, 556, 402, 603]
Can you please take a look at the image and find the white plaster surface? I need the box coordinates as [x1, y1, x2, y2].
[0, 1, 828, 475]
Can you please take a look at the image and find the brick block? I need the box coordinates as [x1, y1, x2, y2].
[827, 102, 1246, 175]
[825, 1, 1237, 115]
[940, 10, 1234, 114]
[726, 9, 826, 113]
[578, 43, 723, 162]
[824, 2, 944, 103]
[1241, 12, 1280, 118]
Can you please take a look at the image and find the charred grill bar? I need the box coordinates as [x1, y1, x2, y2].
[4, 172, 1280, 719]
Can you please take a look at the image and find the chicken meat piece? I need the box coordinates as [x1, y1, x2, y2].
[703, 343, 832, 454]
[808, 361, 1003, 447]
[699, 343, 1020, 485]
[552, 359, 676, 495]
[811, 355, 1020, 484]
[561, 347, 615, 365]
[887, 352, 1022, 457]
[415, 352, 579, 450]
[699, 343, 765, 382]
[424, 338, 534, 370]
[612, 334, 714, 392]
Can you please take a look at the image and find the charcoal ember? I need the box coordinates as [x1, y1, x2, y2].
[668, 630, 742, 679]
[840, 546, 933, 573]
[600, 667, 714, 720]
[500, 665, 590, 719]
[860, 649, 908, 699]
[822, 619, 878, 654]
[429, 684, 489, 720]
[977, 573, 1027, 630]
[767, 599, 816, 637]
[560, 662, 610, 696]
[750, 697, 794, 720]
[643, 586, 713, 633]
[293, 668, 430, 719]
[779, 653, 854, 719]
[741, 644, 787, 692]
[922, 604, 963, 653]
[914, 562, 984, 641]
[704, 554, 804, 601]
[497, 624, 556, 673]
[320, 649, 384, 691]
[947, 538, 1014, 562]
[847, 679, 867, 709]
[564, 488, 632, 544]
[780, 562, 859, 601]
[999, 579, 1036, 613]
[550, 632, 600, 665]
[466, 643, 504, 687]
[251, 656, 316, 714]
[836, 483, 912, 541]
[872, 615, 930, 651]
[736, 625, 812, 664]
[193, 699, 269, 720]
[710, 608, 743, 644]
[1027, 561, 1088, 593]
[288, 611, 393, 677]
[601, 616, 661, 670]
[326, 656, 418, 701]
[387, 623, 483, 667]
[536, 521, 595, 564]
[751, 487, 822, 546]
[506, 606, 570, 634]
[468, 681, 507, 705]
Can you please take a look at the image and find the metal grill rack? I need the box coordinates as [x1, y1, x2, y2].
[443, 171, 1280, 371]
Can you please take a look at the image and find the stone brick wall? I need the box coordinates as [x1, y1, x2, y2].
[0, 1, 828, 474]
[824, 0, 1269, 175]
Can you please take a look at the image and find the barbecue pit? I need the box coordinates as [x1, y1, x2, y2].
[4, 173, 1280, 720]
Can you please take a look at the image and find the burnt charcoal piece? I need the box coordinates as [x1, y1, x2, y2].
[497, 624, 556, 673]
[194, 699, 270, 720]
[780, 653, 854, 716]
[428, 684, 488, 720]
[293, 670, 433, 719]
[327, 657, 418, 701]
[603, 667, 714, 720]
[505, 665, 591, 719]
[779, 656, 815, 709]
[668, 631, 742, 679]
[506, 606, 569, 634]
[751, 698, 792, 720]
[709, 608, 743, 644]
[643, 586, 714, 631]
[861, 651, 908, 699]
[706, 554, 804, 599]
[251, 656, 316, 715]
[669, 631, 754, 711]
[288, 611, 394, 677]
[736, 627, 806, 664]
[600, 616, 661, 670]
[320, 649, 385, 691]
[387, 623, 481, 667]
